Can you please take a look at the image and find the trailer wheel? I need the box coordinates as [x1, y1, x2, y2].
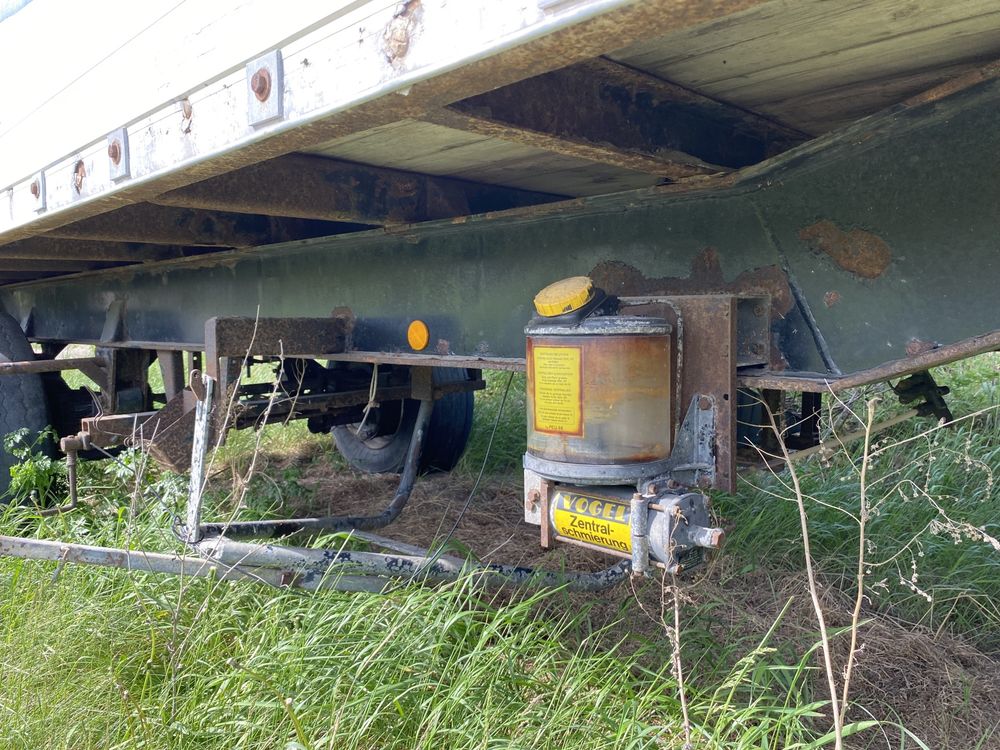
[332, 367, 474, 474]
[0, 312, 51, 498]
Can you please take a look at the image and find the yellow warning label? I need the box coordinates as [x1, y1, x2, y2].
[532, 346, 582, 435]
[551, 491, 631, 554]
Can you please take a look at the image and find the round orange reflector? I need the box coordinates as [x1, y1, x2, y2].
[407, 320, 430, 351]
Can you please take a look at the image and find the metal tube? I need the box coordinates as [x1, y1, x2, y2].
[199, 398, 434, 539]
[199, 536, 632, 592]
[0, 356, 106, 375]
[0, 534, 386, 592]
[0, 533, 631, 593]
[35, 448, 78, 517]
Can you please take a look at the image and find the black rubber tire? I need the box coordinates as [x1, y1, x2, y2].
[332, 367, 475, 474]
[0, 312, 50, 498]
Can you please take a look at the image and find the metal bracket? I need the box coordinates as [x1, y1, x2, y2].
[642, 395, 717, 493]
[106, 128, 130, 182]
[100, 299, 126, 343]
[246, 51, 283, 128]
[893, 370, 954, 422]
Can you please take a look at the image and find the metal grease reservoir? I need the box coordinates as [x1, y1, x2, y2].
[523, 276, 672, 484]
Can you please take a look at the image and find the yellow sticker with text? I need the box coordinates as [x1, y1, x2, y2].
[551, 491, 631, 554]
[532, 346, 582, 435]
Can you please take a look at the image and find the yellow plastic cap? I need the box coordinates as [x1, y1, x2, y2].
[533, 276, 593, 317]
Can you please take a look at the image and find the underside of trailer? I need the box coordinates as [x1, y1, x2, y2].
[0, 0, 997, 588]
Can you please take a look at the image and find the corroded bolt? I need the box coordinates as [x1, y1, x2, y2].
[73, 161, 86, 193]
[250, 68, 271, 102]
[698, 395, 712, 410]
[753, 304, 766, 317]
[29, 180, 40, 199]
[181, 98, 193, 119]
[527, 489, 541, 508]
[107, 141, 121, 165]
[751, 342, 765, 355]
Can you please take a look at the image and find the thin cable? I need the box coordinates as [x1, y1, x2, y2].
[422, 371, 515, 568]
[353, 363, 380, 437]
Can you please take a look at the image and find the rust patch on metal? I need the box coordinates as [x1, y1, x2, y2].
[906, 338, 938, 356]
[590, 247, 794, 316]
[823, 290, 841, 307]
[384, 0, 421, 63]
[903, 59, 1000, 108]
[798, 220, 891, 279]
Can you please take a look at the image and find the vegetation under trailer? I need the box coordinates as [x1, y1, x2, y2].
[0, 0, 997, 589]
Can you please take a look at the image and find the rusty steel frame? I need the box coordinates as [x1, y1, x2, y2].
[425, 57, 808, 179]
[150, 154, 561, 225]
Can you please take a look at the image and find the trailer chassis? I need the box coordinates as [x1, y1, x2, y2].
[0, 57, 997, 590]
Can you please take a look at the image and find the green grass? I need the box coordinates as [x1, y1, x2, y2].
[1, 356, 999, 748]
[721, 355, 1000, 648]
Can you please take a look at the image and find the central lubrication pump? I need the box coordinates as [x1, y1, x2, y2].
[522, 276, 724, 575]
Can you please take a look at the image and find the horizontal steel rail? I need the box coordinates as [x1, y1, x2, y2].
[5, 78, 1000, 383]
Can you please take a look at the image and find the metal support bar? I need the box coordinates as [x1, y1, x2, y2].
[0, 535, 388, 593]
[151, 154, 560, 225]
[198, 536, 633, 592]
[43, 204, 348, 248]
[185, 375, 214, 544]
[0, 355, 106, 375]
[0, 531, 631, 593]
[629, 493, 650, 577]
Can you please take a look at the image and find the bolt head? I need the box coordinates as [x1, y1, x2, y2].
[107, 141, 121, 164]
[73, 161, 86, 193]
[251, 68, 272, 101]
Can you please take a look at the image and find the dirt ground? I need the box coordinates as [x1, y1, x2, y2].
[234, 453, 1000, 749]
